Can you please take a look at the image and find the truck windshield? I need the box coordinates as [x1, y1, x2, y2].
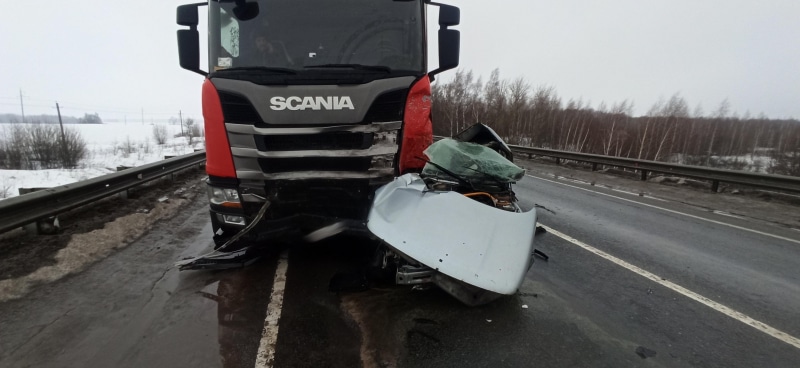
[209, 0, 425, 74]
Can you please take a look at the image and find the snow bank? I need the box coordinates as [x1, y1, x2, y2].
[0, 122, 205, 200]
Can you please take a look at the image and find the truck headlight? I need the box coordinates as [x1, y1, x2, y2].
[207, 186, 242, 208]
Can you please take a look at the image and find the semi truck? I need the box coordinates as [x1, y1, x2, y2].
[176, 0, 460, 247]
[176, 0, 539, 305]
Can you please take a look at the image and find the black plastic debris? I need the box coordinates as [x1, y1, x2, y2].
[635, 346, 657, 359]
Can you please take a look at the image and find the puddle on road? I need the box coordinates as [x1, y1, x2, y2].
[195, 260, 277, 368]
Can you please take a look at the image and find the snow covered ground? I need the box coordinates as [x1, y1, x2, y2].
[0, 122, 204, 200]
[671, 152, 775, 173]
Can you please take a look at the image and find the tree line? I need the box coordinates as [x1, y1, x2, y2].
[431, 69, 800, 176]
[0, 113, 102, 125]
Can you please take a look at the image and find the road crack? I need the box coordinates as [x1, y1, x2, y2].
[7, 305, 78, 358]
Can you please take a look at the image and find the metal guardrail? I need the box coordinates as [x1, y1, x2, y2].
[5, 138, 795, 235]
[433, 136, 800, 193]
[0, 151, 206, 234]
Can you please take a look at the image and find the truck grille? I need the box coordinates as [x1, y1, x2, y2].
[215, 76, 416, 182]
[256, 132, 374, 151]
[219, 92, 263, 124]
[258, 157, 373, 173]
[362, 88, 407, 123]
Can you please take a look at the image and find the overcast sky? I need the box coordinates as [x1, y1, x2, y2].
[1, 0, 798, 122]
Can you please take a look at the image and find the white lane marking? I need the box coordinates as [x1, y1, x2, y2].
[544, 172, 667, 202]
[610, 188, 642, 196]
[528, 175, 800, 246]
[610, 188, 668, 202]
[712, 210, 744, 219]
[541, 224, 800, 350]
[255, 250, 290, 368]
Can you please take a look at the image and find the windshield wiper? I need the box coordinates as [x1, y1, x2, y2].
[304, 64, 391, 73]
[216, 66, 297, 75]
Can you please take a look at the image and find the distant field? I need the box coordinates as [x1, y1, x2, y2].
[0, 122, 205, 199]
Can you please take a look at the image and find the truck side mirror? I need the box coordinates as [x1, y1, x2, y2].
[177, 3, 207, 76]
[438, 4, 460, 27]
[177, 3, 199, 26]
[429, 4, 460, 81]
[436, 29, 460, 75]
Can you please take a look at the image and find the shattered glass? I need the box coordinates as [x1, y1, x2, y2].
[421, 138, 525, 183]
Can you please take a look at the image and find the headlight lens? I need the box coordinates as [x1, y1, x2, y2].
[207, 186, 241, 207]
[222, 215, 246, 225]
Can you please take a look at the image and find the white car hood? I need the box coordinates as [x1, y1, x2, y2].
[367, 174, 536, 295]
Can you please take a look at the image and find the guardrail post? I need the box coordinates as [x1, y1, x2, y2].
[640, 170, 648, 181]
[116, 166, 134, 200]
[164, 156, 177, 181]
[592, 163, 598, 171]
[711, 180, 720, 193]
[194, 149, 207, 169]
[23, 222, 39, 235]
[18, 188, 59, 235]
[555, 158, 561, 165]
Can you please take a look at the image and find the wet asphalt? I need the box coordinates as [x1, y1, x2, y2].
[1, 173, 800, 367]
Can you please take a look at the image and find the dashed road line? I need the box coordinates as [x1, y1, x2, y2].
[610, 188, 668, 201]
[527, 174, 800, 246]
[541, 224, 800, 350]
[255, 250, 289, 368]
[712, 210, 744, 219]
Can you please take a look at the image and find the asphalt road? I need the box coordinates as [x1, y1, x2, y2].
[1, 172, 799, 367]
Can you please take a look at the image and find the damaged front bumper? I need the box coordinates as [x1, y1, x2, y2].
[178, 173, 538, 306]
[368, 173, 537, 306]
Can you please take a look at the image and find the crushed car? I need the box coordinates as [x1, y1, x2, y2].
[177, 124, 538, 306]
[367, 124, 537, 305]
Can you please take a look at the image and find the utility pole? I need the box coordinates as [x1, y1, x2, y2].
[56, 102, 68, 167]
[179, 110, 184, 136]
[19, 89, 25, 123]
